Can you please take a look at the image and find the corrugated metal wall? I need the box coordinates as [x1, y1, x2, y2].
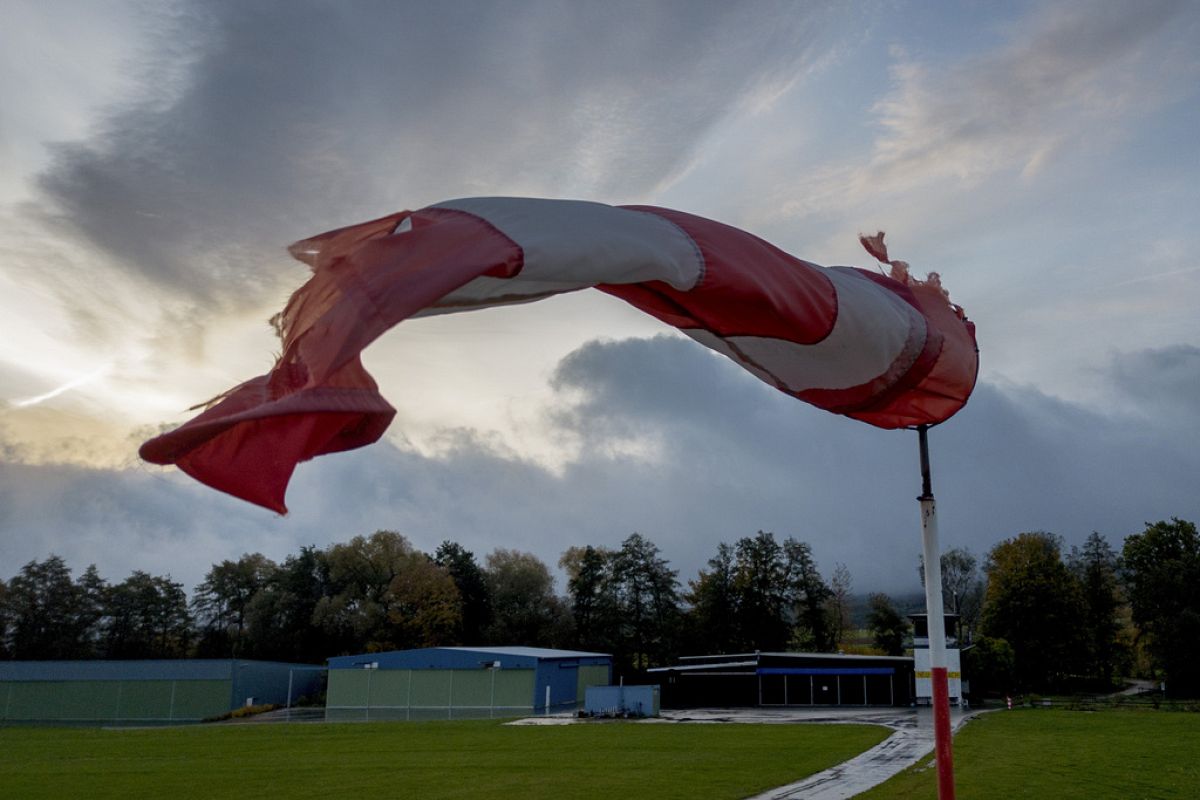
[325, 668, 535, 721]
[0, 679, 231, 724]
[576, 664, 610, 701]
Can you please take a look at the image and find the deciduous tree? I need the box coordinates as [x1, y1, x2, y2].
[919, 547, 984, 643]
[192, 553, 277, 657]
[981, 532, 1084, 690]
[1121, 518, 1200, 696]
[783, 537, 833, 652]
[483, 549, 567, 647]
[865, 593, 908, 656]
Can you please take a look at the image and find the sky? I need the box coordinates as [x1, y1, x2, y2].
[1, 0, 1198, 597]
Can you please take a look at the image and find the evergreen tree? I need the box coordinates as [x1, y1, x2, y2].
[732, 532, 790, 651]
[1068, 532, 1126, 686]
[561, 545, 620, 654]
[103, 571, 192, 658]
[4, 556, 94, 658]
[685, 542, 740, 654]
[612, 533, 680, 669]
[434, 541, 492, 645]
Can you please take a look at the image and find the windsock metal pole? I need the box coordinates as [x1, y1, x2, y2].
[918, 424, 956, 800]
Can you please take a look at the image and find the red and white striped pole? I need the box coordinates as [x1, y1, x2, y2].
[918, 424, 956, 800]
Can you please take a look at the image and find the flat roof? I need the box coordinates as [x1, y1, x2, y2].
[649, 652, 913, 673]
[647, 661, 757, 673]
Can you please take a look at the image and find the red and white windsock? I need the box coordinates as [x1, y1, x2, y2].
[140, 197, 978, 512]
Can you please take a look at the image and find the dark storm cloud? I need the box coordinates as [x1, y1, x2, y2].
[6, 334, 1196, 594]
[1107, 344, 1200, 424]
[31, 0, 831, 310]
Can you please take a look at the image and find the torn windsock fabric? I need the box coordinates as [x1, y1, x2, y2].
[140, 197, 979, 512]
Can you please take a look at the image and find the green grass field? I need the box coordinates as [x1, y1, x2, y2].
[861, 708, 1200, 799]
[0, 719, 887, 800]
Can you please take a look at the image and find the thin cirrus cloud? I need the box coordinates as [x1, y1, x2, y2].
[776, 0, 1195, 219]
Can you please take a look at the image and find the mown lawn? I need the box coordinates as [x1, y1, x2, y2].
[0, 719, 887, 800]
[860, 708, 1200, 799]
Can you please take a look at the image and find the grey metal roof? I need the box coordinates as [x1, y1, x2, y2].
[647, 660, 758, 673]
[0, 660, 236, 682]
[650, 652, 914, 673]
[757, 652, 914, 663]
[0, 659, 321, 682]
[438, 646, 610, 659]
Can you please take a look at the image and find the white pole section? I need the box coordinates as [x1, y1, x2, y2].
[545, 685, 551, 716]
[918, 424, 956, 800]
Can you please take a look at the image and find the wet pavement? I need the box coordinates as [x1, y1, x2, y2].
[740, 707, 979, 799]
[510, 705, 982, 798]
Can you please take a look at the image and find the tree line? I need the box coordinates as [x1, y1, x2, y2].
[918, 519, 1200, 698]
[1, 518, 1196, 696]
[0, 530, 848, 678]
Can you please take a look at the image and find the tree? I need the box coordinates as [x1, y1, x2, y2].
[0, 578, 9, 658]
[316, 530, 461, 653]
[1068, 532, 1127, 687]
[434, 541, 492, 644]
[981, 532, 1084, 690]
[962, 636, 1016, 699]
[243, 545, 337, 662]
[386, 558, 462, 648]
[561, 545, 619, 654]
[102, 571, 192, 658]
[865, 593, 908, 656]
[3, 556, 95, 658]
[783, 537, 833, 652]
[76, 565, 108, 657]
[823, 563, 852, 649]
[611, 533, 680, 669]
[192, 553, 278, 657]
[685, 542, 740, 654]
[483, 549, 567, 647]
[731, 532, 790, 651]
[919, 547, 984, 644]
[1121, 518, 1200, 696]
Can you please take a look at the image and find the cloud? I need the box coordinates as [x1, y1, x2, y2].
[777, 0, 1198, 218]
[1107, 344, 1200, 423]
[25, 0, 832, 313]
[4, 335, 1197, 596]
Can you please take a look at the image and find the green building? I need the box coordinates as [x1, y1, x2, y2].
[0, 659, 323, 725]
[325, 646, 611, 721]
